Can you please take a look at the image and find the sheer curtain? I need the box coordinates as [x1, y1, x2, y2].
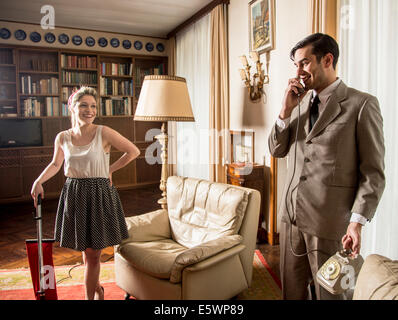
[338, 0, 398, 259]
[176, 14, 210, 179]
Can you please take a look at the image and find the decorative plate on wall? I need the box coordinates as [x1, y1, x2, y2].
[85, 36, 95, 47]
[29, 32, 41, 43]
[45, 32, 56, 43]
[98, 37, 108, 47]
[14, 29, 26, 41]
[122, 40, 131, 49]
[156, 43, 165, 52]
[59, 33, 69, 44]
[72, 35, 82, 46]
[110, 38, 120, 48]
[145, 42, 154, 52]
[0, 28, 11, 40]
[134, 40, 143, 50]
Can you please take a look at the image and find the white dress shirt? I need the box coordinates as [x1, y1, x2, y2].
[276, 78, 367, 225]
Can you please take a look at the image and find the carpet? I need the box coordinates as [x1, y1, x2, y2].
[0, 250, 281, 300]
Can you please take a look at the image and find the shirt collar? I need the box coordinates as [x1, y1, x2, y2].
[312, 78, 342, 105]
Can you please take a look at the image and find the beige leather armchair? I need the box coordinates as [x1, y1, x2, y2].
[114, 176, 261, 300]
[353, 254, 398, 300]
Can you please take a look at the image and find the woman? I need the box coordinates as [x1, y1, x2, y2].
[31, 87, 140, 300]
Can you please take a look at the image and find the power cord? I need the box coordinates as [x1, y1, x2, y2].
[284, 93, 329, 258]
[56, 253, 115, 284]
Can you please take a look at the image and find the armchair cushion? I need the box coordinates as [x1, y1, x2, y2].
[169, 235, 243, 283]
[117, 239, 187, 279]
[167, 176, 249, 248]
[353, 254, 398, 300]
[122, 209, 170, 243]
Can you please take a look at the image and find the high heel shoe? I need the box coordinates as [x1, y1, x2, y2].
[94, 286, 104, 300]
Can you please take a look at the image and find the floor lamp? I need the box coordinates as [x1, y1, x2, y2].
[134, 75, 195, 209]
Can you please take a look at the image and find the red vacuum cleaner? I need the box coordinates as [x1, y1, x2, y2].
[25, 195, 58, 300]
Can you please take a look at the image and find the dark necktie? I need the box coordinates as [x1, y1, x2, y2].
[309, 95, 320, 131]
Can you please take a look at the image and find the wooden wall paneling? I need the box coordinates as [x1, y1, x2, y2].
[0, 149, 22, 199]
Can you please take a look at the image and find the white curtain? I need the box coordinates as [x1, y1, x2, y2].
[338, 0, 398, 259]
[176, 14, 210, 179]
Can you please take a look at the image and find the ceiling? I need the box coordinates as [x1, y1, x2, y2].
[0, 0, 214, 38]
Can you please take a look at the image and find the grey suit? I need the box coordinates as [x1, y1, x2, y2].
[268, 80, 385, 299]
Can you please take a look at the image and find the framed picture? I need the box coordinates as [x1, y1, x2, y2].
[229, 130, 255, 164]
[249, 0, 275, 53]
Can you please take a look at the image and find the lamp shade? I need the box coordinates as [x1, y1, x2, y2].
[134, 75, 195, 122]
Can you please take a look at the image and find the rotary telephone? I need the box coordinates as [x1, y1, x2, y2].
[316, 249, 364, 295]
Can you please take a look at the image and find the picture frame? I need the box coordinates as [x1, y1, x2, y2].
[249, 0, 275, 54]
[229, 130, 255, 164]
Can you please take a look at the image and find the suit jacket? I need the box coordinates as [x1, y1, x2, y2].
[268, 80, 385, 241]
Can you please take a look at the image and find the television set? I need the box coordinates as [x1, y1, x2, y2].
[0, 119, 42, 148]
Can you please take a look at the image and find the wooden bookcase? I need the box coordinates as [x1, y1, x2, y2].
[0, 44, 167, 203]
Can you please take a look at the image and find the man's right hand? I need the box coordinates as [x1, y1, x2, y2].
[280, 78, 307, 119]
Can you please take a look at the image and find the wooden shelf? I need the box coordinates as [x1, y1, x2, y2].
[19, 93, 59, 97]
[19, 70, 59, 75]
[0, 81, 16, 85]
[62, 83, 97, 87]
[62, 67, 97, 72]
[0, 98, 17, 102]
[101, 74, 133, 79]
[0, 44, 167, 203]
[101, 95, 133, 98]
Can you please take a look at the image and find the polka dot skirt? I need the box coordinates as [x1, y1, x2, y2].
[54, 178, 129, 251]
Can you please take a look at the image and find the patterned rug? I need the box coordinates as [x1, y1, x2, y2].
[0, 250, 281, 300]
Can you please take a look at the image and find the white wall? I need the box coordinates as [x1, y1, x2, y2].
[228, 0, 310, 231]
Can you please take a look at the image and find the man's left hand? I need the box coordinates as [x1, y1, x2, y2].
[341, 222, 363, 257]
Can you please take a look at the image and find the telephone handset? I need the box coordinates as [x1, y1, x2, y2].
[297, 78, 306, 96]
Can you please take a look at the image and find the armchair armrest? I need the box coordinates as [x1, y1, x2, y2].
[169, 235, 243, 283]
[122, 209, 171, 243]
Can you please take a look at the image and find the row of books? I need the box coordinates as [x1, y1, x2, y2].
[61, 103, 71, 116]
[62, 71, 97, 85]
[0, 105, 17, 117]
[101, 98, 132, 116]
[29, 59, 58, 72]
[0, 49, 13, 64]
[61, 86, 79, 103]
[61, 54, 97, 69]
[100, 78, 133, 96]
[134, 64, 166, 87]
[22, 97, 60, 117]
[20, 76, 58, 95]
[101, 62, 133, 76]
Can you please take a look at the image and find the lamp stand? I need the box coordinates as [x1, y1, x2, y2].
[156, 122, 168, 209]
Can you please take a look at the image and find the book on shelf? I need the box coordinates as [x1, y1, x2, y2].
[100, 62, 133, 76]
[62, 71, 97, 85]
[61, 54, 97, 69]
[61, 103, 71, 117]
[30, 59, 57, 72]
[0, 105, 17, 117]
[22, 97, 59, 117]
[0, 49, 14, 64]
[100, 77, 133, 96]
[62, 86, 79, 102]
[135, 63, 166, 87]
[20, 76, 58, 94]
[101, 97, 131, 116]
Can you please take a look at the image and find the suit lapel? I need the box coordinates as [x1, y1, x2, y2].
[305, 81, 348, 142]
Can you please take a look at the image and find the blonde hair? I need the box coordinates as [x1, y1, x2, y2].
[68, 86, 97, 130]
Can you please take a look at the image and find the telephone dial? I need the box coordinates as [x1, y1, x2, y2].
[316, 249, 364, 295]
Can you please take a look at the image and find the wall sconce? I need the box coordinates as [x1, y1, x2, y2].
[239, 51, 269, 102]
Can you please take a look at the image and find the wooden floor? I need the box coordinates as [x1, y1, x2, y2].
[0, 185, 280, 279]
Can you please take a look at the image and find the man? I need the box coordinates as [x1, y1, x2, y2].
[268, 33, 385, 300]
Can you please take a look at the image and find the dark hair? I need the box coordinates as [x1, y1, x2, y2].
[290, 33, 340, 69]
